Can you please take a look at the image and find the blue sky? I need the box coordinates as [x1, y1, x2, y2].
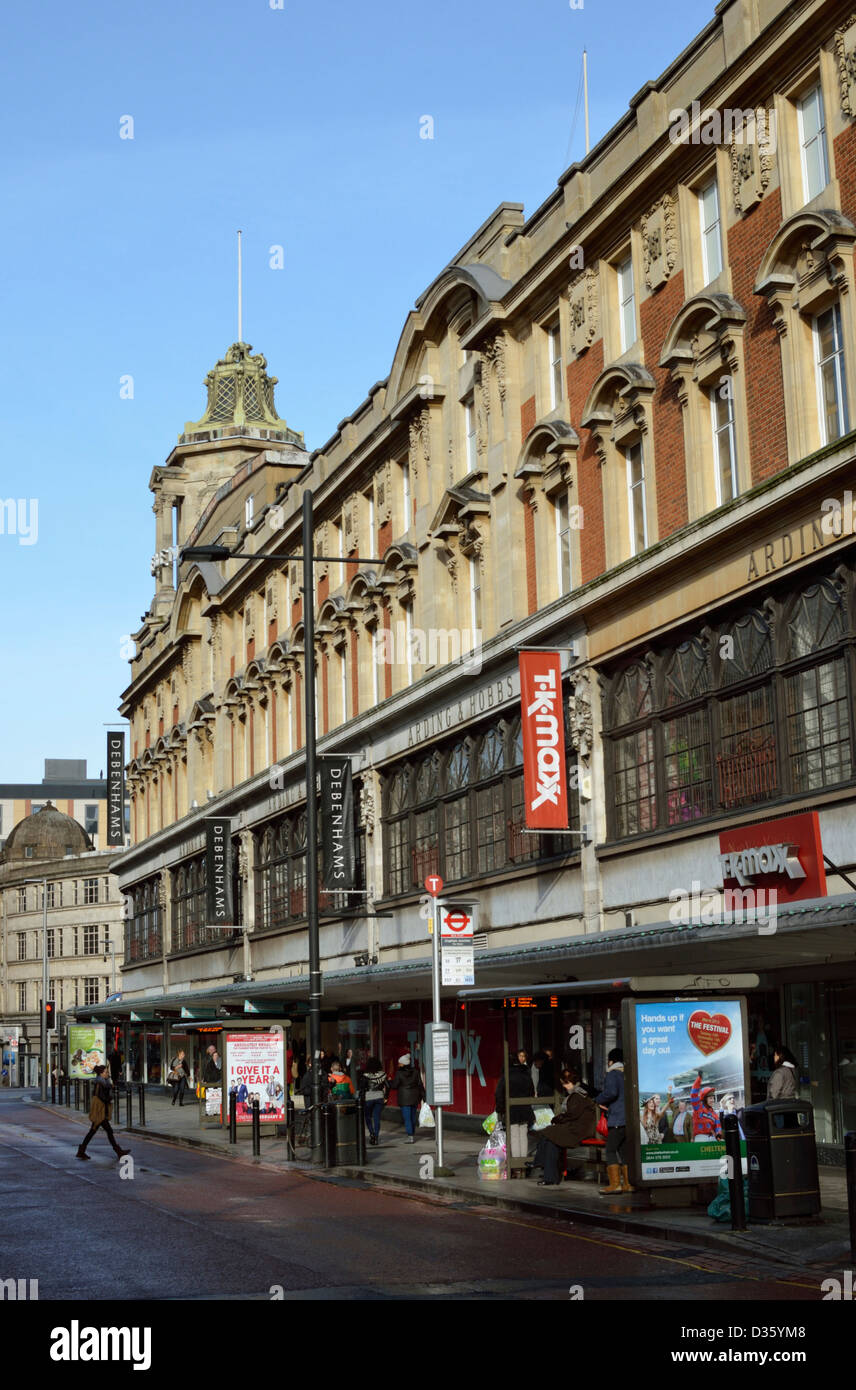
[0, 0, 714, 785]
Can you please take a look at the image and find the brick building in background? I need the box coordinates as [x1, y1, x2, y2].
[81, 0, 856, 1153]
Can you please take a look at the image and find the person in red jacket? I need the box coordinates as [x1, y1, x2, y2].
[690, 1073, 721, 1139]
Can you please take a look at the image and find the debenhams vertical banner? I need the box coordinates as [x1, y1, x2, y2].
[206, 818, 233, 924]
[106, 732, 125, 847]
[518, 651, 569, 830]
[320, 757, 355, 892]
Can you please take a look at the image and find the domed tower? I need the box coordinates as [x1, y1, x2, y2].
[2, 802, 93, 863]
[145, 341, 307, 623]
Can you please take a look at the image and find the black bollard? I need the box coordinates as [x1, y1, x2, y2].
[64, 1076, 70, 1108]
[74, 1080, 80, 1111]
[722, 1112, 747, 1231]
[252, 1098, 261, 1157]
[846, 1132, 856, 1263]
[354, 1090, 367, 1164]
[125, 1082, 132, 1130]
[138, 1083, 146, 1127]
[229, 1089, 237, 1145]
[285, 1096, 295, 1159]
[50, 1073, 56, 1104]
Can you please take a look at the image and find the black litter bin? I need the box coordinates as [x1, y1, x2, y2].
[742, 1100, 821, 1219]
[325, 1100, 358, 1166]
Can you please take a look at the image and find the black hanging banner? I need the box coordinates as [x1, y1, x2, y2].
[206, 818, 233, 924]
[106, 732, 125, 847]
[320, 758, 355, 893]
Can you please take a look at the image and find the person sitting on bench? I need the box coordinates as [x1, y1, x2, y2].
[531, 1070, 597, 1186]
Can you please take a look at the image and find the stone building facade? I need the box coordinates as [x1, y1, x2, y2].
[0, 805, 125, 1084]
[99, 0, 856, 1145]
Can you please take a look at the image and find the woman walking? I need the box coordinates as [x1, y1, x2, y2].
[167, 1049, 191, 1107]
[76, 1065, 131, 1161]
[359, 1056, 388, 1146]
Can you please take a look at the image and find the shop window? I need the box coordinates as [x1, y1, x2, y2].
[603, 570, 856, 838]
[382, 716, 578, 894]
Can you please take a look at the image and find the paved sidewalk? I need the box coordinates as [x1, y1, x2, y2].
[42, 1090, 854, 1272]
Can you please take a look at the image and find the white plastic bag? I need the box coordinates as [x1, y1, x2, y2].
[478, 1124, 507, 1180]
[418, 1100, 435, 1128]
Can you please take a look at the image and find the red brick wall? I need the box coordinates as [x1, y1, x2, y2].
[835, 124, 856, 227]
[292, 596, 302, 627]
[640, 271, 688, 539]
[268, 619, 276, 647]
[567, 340, 605, 583]
[523, 490, 537, 614]
[378, 520, 392, 556]
[521, 395, 536, 440]
[727, 187, 788, 484]
[317, 574, 329, 606]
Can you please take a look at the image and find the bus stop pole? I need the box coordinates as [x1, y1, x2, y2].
[431, 899, 446, 1173]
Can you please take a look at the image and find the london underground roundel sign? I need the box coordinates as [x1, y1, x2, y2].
[442, 908, 472, 937]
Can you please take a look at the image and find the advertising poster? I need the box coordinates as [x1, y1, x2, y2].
[624, 997, 748, 1184]
[225, 1032, 285, 1124]
[68, 1024, 107, 1079]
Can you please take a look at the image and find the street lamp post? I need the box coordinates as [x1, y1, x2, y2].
[23, 878, 49, 1100]
[182, 489, 387, 1160]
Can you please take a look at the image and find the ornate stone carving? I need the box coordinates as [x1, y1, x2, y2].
[730, 108, 774, 213]
[375, 459, 393, 522]
[641, 196, 678, 289]
[835, 15, 856, 116]
[343, 494, 357, 548]
[481, 334, 507, 405]
[568, 263, 599, 355]
[407, 411, 431, 483]
[568, 669, 593, 761]
[360, 780, 376, 838]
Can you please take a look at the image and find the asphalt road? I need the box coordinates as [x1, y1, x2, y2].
[0, 1092, 829, 1302]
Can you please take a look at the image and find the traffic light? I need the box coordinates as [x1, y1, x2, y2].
[44, 1000, 57, 1031]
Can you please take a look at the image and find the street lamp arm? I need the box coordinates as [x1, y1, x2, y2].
[180, 546, 387, 566]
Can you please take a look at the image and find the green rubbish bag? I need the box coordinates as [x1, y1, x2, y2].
[707, 1174, 749, 1223]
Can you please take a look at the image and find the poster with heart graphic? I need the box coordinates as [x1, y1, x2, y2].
[622, 996, 748, 1185]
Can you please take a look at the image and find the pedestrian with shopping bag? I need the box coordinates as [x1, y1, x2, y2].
[75, 1065, 131, 1162]
[359, 1055, 389, 1145]
[388, 1053, 424, 1143]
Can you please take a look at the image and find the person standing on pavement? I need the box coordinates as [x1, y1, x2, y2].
[495, 1049, 537, 1165]
[596, 1048, 634, 1194]
[202, 1043, 221, 1085]
[359, 1056, 389, 1146]
[76, 1065, 130, 1162]
[388, 1053, 423, 1142]
[767, 1045, 799, 1099]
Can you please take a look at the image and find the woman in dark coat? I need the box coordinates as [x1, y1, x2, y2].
[532, 1070, 596, 1186]
[767, 1044, 799, 1099]
[388, 1053, 424, 1142]
[76, 1065, 131, 1161]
